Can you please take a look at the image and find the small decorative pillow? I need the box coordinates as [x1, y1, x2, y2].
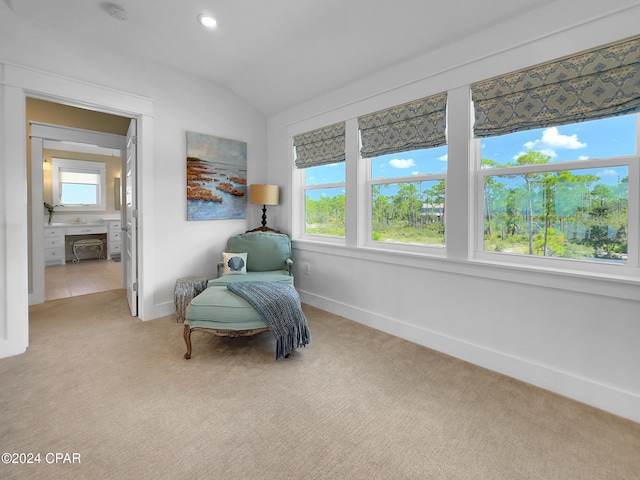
[222, 252, 247, 275]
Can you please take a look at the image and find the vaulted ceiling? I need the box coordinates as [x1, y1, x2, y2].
[3, 0, 561, 115]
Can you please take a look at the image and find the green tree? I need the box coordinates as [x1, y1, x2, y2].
[422, 180, 445, 225]
[481, 158, 504, 237]
[513, 151, 551, 254]
[372, 184, 393, 233]
[394, 183, 421, 228]
[305, 192, 346, 236]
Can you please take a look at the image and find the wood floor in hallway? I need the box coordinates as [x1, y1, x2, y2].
[44, 259, 123, 301]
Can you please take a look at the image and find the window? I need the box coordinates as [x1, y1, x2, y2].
[478, 113, 638, 269]
[52, 158, 107, 211]
[303, 162, 346, 237]
[367, 146, 446, 248]
[472, 36, 640, 271]
[291, 36, 640, 282]
[359, 92, 448, 251]
[294, 122, 346, 239]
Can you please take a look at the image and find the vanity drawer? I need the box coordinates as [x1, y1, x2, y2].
[44, 237, 63, 248]
[65, 226, 107, 235]
[110, 231, 121, 241]
[109, 243, 122, 253]
[109, 221, 121, 230]
[44, 228, 64, 237]
[45, 248, 63, 260]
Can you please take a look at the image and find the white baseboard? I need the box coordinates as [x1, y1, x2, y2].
[0, 339, 27, 360]
[146, 300, 176, 322]
[298, 289, 640, 424]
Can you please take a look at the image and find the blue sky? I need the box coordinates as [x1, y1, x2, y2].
[305, 113, 637, 197]
[62, 184, 97, 204]
[482, 114, 636, 163]
[186, 132, 247, 166]
[482, 115, 635, 187]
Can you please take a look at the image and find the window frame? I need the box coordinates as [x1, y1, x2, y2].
[364, 156, 447, 255]
[289, 39, 640, 304]
[473, 115, 640, 276]
[299, 162, 346, 244]
[291, 112, 640, 288]
[51, 158, 107, 212]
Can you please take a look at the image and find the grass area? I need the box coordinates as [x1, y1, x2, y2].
[305, 224, 345, 237]
[305, 223, 624, 262]
[484, 234, 602, 260]
[306, 223, 446, 246]
[373, 227, 444, 246]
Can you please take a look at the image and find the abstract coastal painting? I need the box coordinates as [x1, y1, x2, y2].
[186, 132, 247, 220]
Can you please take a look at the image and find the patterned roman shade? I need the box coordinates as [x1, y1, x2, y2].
[358, 92, 447, 158]
[293, 122, 345, 169]
[472, 36, 640, 138]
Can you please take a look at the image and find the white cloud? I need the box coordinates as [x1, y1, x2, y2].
[539, 148, 558, 158]
[543, 127, 586, 149]
[578, 155, 589, 160]
[389, 158, 416, 169]
[524, 127, 587, 152]
[601, 169, 618, 176]
[438, 154, 448, 162]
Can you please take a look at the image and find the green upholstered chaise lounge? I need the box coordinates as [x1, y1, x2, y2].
[183, 231, 294, 359]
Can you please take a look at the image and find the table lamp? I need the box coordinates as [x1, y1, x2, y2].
[249, 184, 280, 230]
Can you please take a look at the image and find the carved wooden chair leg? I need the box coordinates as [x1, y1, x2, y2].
[183, 324, 193, 360]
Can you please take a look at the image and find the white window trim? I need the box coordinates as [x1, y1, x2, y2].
[298, 167, 346, 245]
[51, 158, 107, 212]
[364, 163, 447, 255]
[290, 90, 640, 296]
[474, 122, 640, 277]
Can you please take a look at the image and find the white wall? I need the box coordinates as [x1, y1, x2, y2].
[0, 10, 267, 357]
[267, 0, 640, 422]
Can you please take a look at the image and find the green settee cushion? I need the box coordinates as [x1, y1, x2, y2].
[226, 231, 291, 272]
[186, 286, 265, 326]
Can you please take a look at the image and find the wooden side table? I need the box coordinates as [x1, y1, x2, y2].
[174, 276, 209, 323]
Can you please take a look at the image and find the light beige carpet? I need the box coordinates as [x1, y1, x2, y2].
[1, 289, 638, 479]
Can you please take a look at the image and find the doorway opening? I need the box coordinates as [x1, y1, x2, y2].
[27, 98, 135, 305]
[2, 63, 152, 358]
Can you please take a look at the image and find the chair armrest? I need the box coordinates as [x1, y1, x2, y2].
[286, 258, 293, 276]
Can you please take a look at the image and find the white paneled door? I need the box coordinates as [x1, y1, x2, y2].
[124, 119, 138, 316]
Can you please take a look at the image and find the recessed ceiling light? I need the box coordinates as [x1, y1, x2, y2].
[197, 13, 218, 29]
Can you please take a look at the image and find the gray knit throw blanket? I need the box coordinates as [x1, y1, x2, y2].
[227, 282, 311, 360]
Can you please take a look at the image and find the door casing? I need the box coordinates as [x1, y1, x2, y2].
[0, 63, 154, 359]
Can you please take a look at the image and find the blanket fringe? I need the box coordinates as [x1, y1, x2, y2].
[227, 282, 311, 360]
[276, 323, 311, 360]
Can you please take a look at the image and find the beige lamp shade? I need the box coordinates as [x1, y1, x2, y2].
[248, 184, 280, 231]
[250, 184, 279, 205]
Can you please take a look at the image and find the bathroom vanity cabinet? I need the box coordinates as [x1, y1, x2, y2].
[44, 224, 109, 265]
